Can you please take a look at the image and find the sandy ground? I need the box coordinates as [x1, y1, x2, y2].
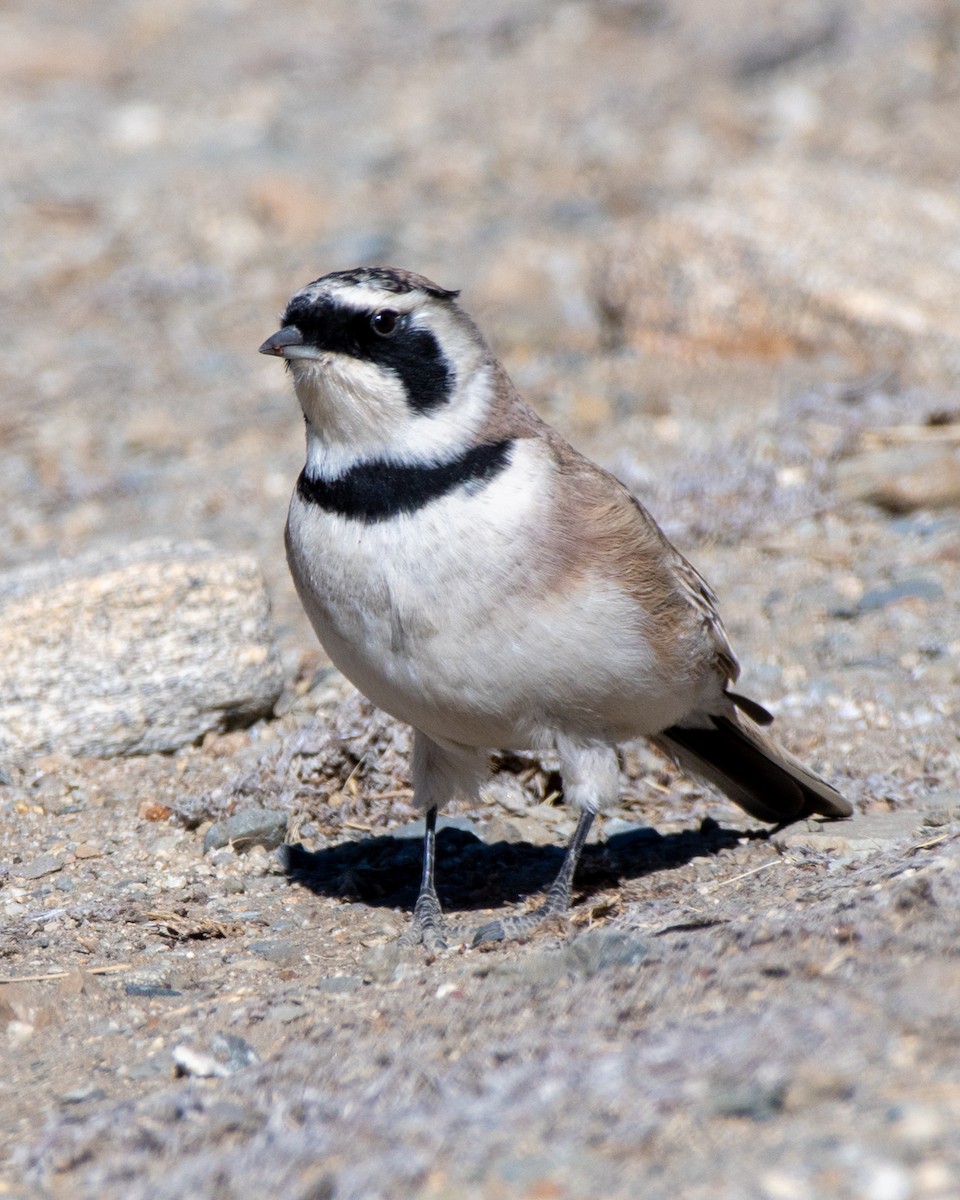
[2, 2, 960, 1197]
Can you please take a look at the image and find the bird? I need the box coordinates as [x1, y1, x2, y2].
[260, 265, 852, 951]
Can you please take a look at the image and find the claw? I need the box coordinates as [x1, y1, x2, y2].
[471, 919, 505, 946]
[400, 807, 596, 951]
[470, 897, 569, 947]
[469, 809, 596, 946]
[399, 886, 450, 952]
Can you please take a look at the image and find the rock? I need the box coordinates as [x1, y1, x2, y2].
[499, 929, 652, 985]
[266, 1002, 307, 1023]
[13, 854, 64, 880]
[203, 806, 288, 854]
[601, 160, 960, 386]
[362, 943, 417, 984]
[58, 1085, 108, 1106]
[172, 1034, 257, 1079]
[857, 579, 945, 611]
[773, 811, 924, 857]
[482, 816, 524, 844]
[831, 575, 946, 619]
[836, 444, 960, 513]
[566, 928, 652, 976]
[248, 938, 303, 966]
[314, 975, 362, 994]
[390, 814, 484, 842]
[709, 1078, 788, 1121]
[0, 540, 284, 758]
[32, 780, 83, 816]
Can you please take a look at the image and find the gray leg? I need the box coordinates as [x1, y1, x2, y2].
[397, 731, 487, 953]
[471, 738, 617, 946]
[398, 805, 450, 952]
[471, 809, 596, 945]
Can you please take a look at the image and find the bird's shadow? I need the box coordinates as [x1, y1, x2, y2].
[281, 818, 764, 915]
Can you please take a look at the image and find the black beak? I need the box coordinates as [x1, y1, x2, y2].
[259, 326, 305, 356]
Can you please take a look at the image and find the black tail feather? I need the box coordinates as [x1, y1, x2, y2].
[655, 714, 851, 825]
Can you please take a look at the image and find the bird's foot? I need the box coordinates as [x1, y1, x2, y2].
[398, 886, 460, 954]
[470, 811, 594, 946]
[470, 887, 572, 946]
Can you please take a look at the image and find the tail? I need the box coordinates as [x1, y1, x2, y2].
[653, 710, 852, 825]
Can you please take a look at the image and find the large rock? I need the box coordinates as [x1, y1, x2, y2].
[0, 541, 284, 758]
[601, 160, 960, 386]
[835, 441, 960, 513]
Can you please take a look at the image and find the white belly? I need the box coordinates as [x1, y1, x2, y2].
[285, 442, 699, 749]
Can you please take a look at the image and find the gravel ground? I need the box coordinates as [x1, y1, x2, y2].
[2, 2, 960, 1198]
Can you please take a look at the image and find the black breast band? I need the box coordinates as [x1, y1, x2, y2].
[296, 439, 514, 523]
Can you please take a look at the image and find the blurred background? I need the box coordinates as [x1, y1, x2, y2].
[4, 10, 960, 1194]
[2, 0, 959, 676]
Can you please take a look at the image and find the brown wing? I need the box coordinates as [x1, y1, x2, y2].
[539, 423, 741, 688]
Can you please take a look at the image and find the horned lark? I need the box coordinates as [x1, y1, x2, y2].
[261, 267, 851, 950]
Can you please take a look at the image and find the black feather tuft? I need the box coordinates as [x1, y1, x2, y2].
[297, 440, 513, 523]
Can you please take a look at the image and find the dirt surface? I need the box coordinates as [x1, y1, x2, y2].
[2, 2, 960, 1198]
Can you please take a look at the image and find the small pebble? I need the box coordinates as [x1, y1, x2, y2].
[267, 1003, 306, 1023]
[248, 938, 303, 966]
[710, 1079, 788, 1121]
[314, 975, 362, 994]
[495, 929, 652, 986]
[203, 806, 288, 854]
[59, 1085, 107, 1106]
[172, 1034, 257, 1079]
[363, 943, 416, 984]
[14, 854, 64, 880]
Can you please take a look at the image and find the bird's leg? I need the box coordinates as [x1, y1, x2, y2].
[471, 740, 615, 946]
[471, 809, 596, 945]
[397, 732, 487, 953]
[398, 805, 451, 952]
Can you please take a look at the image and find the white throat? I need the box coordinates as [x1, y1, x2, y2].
[300, 359, 497, 479]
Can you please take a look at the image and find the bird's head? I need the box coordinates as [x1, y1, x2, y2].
[260, 267, 494, 473]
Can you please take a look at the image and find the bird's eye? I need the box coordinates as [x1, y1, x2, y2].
[371, 308, 401, 337]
